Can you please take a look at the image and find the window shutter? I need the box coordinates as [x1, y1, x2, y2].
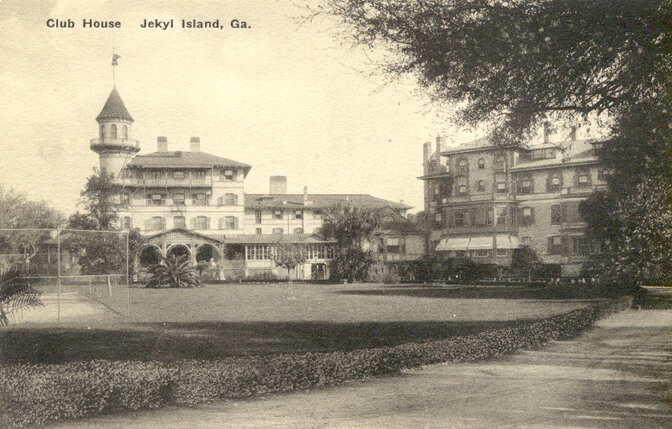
[530, 208, 535, 225]
[561, 203, 567, 223]
[573, 173, 579, 187]
[144, 218, 151, 231]
[234, 194, 239, 205]
[206, 217, 211, 230]
[217, 196, 223, 207]
[160, 217, 165, 230]
[547, 237, 553, 254]
[234, 217, 239, 229]
[217, 218, 223, 230]
[562, 236, 569, 256]
[146, 195, 152, 205]
[546, 175, 551, 192]
[190, 218, 196, 229]
[529, 177, 534, 193]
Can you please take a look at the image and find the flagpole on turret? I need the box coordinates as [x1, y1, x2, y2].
[112, 49, 121, 86]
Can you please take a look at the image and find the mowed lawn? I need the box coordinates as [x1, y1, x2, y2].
[1, 283, 594, 364]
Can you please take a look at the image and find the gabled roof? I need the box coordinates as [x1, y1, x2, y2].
[96, 87, 134, 122]
[128, 151, 251, 173]
[244, 194, 411, 210]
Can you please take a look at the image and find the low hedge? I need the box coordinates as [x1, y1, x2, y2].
[0, 297, 631, 428]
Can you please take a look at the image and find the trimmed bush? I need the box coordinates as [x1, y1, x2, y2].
[0, 297, 631, 428]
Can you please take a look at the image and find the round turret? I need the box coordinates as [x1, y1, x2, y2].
[90, 87, 140, 177]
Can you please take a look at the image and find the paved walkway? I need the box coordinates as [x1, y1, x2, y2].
[53, 309, 672, 428]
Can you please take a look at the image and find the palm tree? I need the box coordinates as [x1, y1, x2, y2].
[146, 254, 203, 288]
[0, 265, 43, 326]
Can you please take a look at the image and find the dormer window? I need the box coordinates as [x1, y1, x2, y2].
[274, 210, 283, 219]
[578, 174, 590, 187]
[223, 169, 235, 181]
[477, 180, 485, 192]
[295, 210, 303, 219]
[478, 158, 485, 169]
[173, 171, 185, 180]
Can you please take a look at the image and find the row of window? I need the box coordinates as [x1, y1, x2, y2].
[121, 169, 238, 181]
[441, 202, 583, 228]
[141, 193, 240, 206]
[254, 209, 323, 223]
[255, 227, 306, 235]
[131, 216, 242, 231]
[545, 235, 597, 256]
[452, 155, 507, 174]
[246, 244, 336, 261]
[448, 249, 511, 258]
[100, 124, 128, 140]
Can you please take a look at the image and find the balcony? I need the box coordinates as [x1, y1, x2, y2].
[115, 177, 213, 188]
[418, 164, 452, 180]
[90, 138, 140, 151]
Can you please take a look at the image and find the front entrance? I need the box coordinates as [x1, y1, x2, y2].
[311, 263, 327, 281]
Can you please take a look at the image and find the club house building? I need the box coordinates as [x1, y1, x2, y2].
[91, 85, 420, 280]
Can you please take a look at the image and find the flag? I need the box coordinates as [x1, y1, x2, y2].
[112, 54, 121, 66]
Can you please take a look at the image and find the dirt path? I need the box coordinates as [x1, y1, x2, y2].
[51, 307, 672, 428]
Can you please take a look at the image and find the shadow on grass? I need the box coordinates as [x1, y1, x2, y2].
[0, 319, 534, 364]
[335, 284, 625, 300]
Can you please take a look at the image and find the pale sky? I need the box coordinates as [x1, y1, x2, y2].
[0, 0, 477, 215]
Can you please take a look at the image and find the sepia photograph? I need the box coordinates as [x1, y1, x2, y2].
[1, 0, 670, 427]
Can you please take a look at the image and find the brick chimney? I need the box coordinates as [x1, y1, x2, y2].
[423, 142, 431, 162]
[270, 176, 287, 194]
[190, 137, 200, 152]
[157, 136, 168, 152]
[543, 122, 551, 143]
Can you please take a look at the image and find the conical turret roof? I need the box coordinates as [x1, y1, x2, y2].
[96, 87, 134, 122]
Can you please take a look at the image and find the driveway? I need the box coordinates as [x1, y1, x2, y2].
[51, 306, 672, 428]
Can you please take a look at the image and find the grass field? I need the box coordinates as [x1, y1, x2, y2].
[1, 283, 595, 364]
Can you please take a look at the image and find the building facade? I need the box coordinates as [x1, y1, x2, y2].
[91, 85, 422, 280]
[420, 130, 606, 277]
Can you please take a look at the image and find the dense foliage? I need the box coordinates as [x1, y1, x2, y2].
[0, 297, 631, 427]
[317, 0, 672, 284]
[0, 266, 43, 326]
[0, 187, 63, 271]
[322, 203, 379, 281]
[146, 255, 203, 288]
[67, 172, 144, 276]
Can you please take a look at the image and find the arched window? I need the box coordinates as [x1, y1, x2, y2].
[478, 158, 485, 169]
[123, 125, 128, 139]
[457, 158, 468, 174]
[477, 180, 485, 192]
[111, 124, 117, 139]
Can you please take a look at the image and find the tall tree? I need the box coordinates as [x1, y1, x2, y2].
[318, 0, 672, 284]
[67, 171, 144, 276]
[79, 169, 120, 230]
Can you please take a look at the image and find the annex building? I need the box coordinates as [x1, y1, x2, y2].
[91, 85, 423, 280]
[420, 128, 607, 277]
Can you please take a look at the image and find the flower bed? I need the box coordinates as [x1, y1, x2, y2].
[0, 297, 631, 428]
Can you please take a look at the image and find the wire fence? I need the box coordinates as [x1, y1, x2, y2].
[0, 228, 131, 325]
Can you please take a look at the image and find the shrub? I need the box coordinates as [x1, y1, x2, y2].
[0, 297, 631, 428]
[146, 255, 203, 288]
